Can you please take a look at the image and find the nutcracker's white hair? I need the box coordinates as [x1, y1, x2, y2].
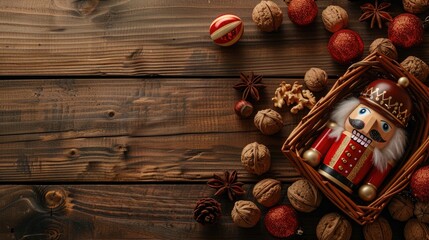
[327, 97, 407, 172]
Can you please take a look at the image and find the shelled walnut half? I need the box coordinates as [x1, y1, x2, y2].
[272, 81, 316, 114]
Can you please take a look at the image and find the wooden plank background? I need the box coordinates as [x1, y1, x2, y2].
[0, 0, 428, 239]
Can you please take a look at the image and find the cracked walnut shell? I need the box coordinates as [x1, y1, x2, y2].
[287, 179, 322, 212]
[362, 217, 392, 240]
[241, 142, 271, 175]
[321, 5, 349, 33]
[316, 212, 352, 240]
[252, 0, 283, 32]
[231, 200, 261, 228]
[253, 178, 282, 207]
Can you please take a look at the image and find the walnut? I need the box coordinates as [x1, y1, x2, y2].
[415, 201, 429, 224]
[369, 38, 398, 60]
[287, 179, 322, 212]
[252, 0, 283, 32]
[254, 109, 283, 135]
[401, 56, 429, 82]
[321, 5, 349, 33]
[316, 212, 352, 240]
[304, 68, 328, 92]
[362, 217, 392, 240]
[403, 0, 429, 14]
[231, 200, 261, 228]
[241, 142, 271, 175]
[253, 178, 282, 207]
[272, 81, 316, 114]
[404, 218, 429, 240]
[388, 194, 414, 222]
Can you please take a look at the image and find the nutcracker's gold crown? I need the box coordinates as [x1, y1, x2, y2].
[359, 78, 412, 127]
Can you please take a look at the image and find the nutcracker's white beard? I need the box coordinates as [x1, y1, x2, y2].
[327, 97, 407, 173]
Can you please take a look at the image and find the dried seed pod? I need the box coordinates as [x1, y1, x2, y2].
[304, 68, 328, 92]
[363, 217, 392, 240]
[404, 218, 429, 240]
[401, 56, 429, 82]
[369, 38, 398, 61]
[316, 212, 352, 240]
[254, 109, 283, 135]
[388, 194, 414, 222]
[241, 142, 271, 175]
[231, 200, 261, 228]
[287, 179, 322, 212]
[253, 178, 282, 207]
[415, 201, 429, 224]
[252, 0, 283, 32]
[321, 5, 349, 33]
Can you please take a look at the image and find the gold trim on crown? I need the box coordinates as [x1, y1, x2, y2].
[361, 86, 410, 126]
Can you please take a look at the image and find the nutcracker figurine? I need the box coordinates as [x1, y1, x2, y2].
[303, 77, 412, 201]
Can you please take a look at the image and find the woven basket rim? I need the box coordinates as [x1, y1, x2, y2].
[282, 52, 429, 225]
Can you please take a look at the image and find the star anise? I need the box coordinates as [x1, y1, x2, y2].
[359, 0, 393, 29]
[233, 72, 266, 101]
[207, 170, 245, 201]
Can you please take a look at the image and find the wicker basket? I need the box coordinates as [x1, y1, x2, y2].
[282, 52, 429, 225]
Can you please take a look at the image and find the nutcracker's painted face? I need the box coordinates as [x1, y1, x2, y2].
[344, 104, 397, 149]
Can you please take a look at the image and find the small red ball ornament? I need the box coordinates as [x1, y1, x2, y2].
[388, 13, 424, 48]
[287, 0, 318, 26]
[411, 165, 429, 202]
[328, 29, 364, 65]
[209, 14, 244, 47]
[264, 205, 299, 238]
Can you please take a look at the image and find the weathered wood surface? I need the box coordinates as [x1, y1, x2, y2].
[0, 78, 321, 182]
[0, 0, 426, 239]
[0, 185, 409, 240]
[0, 0, 428, 77]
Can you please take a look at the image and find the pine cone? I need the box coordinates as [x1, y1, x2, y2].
[193, 198, 222, 224]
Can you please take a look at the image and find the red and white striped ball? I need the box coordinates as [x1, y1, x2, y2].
[209, 14, 244, 47]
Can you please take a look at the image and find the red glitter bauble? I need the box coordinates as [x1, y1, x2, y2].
[388, 13, 424, 48]
[328, 29, 364, 65]
[264, 205, 299, 238]
[287, 0, 318, 26]
[411, 165, 429, 202]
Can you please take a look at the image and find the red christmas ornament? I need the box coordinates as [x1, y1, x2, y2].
[264, 205, 299, 238]
[328, 29, 364, 65]
[388, 13, 424, 48]
[411, 165, 429, 202]
[209, 14, 244, 47]
[287, 0, 318, 26]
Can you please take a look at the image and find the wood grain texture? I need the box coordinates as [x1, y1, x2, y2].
[0, 78, 320, 182]
[2, 184, 404, 240]
[0, 0, 427, 76]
